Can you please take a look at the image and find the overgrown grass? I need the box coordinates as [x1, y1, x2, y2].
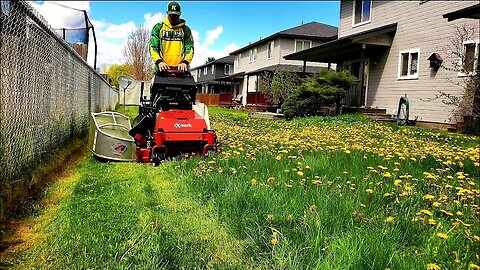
[1, 107, 478, 269]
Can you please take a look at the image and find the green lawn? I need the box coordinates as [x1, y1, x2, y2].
[1, 106, 479, 269]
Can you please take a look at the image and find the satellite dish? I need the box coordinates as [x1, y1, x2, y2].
[118, 76, 136, 113]
[118, 76, 136, 90]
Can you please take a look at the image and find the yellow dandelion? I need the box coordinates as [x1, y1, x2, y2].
[251, 178, 257, 185]
[285, 183, 293, 188]
[382, 172, 392, 178]
[440, 210, 454, 216]
[456, 211, 463, 216]
[469, 263, 480, 270]
[275, 155, 282, 161]
[297, 171, 304, 176]
[432, 202, 441, 207]
[428, 219, 436, 225]
[383, 192, 393, 198]
[436, 232, 448, 239]
[266, 214, 274, 222]
[366, 189, 373, 194]
[394, 180, 402, 187]
[426, 263, 440, 270]
[420, 209, 433, 216]
[270, 237, 278, 245]
[267, 177, 275, 183]
[423, 194, 435, 201]
[410, 157, 417, 162]
[385, 216, 394, 223]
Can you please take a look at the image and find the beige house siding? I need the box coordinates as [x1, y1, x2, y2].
[234, 37, 331, 105]
[235, 38, 326, 74]
[278, 39, 327, 66]
[339, 1, 478, 123]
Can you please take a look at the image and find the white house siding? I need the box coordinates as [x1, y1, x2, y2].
[339, 1, 478, 123]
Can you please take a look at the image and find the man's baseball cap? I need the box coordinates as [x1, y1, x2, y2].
[167, 1, 181, 16]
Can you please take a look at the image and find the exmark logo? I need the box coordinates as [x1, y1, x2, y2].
[174, 123, 192, 129]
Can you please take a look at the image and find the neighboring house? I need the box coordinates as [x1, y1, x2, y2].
[224, 21, 338, 107]
[191, 55, 235, 94]
[285, 1, 479, 125]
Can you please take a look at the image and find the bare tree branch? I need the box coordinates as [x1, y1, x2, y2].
[123, 25, 154, 81]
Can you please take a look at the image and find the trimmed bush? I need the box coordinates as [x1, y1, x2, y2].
[281, 70, 355, 119]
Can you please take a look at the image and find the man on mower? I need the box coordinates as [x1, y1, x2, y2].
[149, 1, 194, 72]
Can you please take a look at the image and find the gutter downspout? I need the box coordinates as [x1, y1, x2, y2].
[358, 44, 366, 107]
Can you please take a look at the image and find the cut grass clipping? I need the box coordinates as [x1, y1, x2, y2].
[1, 106, 479, 270]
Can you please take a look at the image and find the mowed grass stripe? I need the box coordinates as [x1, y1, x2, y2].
[3, 158, 250, 269]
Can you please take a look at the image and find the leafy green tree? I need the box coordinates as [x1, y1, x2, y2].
[106, 63, 134, 88]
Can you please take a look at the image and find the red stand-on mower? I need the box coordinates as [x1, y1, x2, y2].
[128, 69, 217, 166]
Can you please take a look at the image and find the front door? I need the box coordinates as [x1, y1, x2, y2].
[343, 59, 369, 107]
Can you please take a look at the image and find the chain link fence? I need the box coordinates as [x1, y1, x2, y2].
[0, 1, 118, 218]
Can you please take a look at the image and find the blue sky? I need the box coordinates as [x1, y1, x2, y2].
[31, 1, 340, 69]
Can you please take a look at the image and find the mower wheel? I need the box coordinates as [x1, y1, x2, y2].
[152, 152, 166, 167]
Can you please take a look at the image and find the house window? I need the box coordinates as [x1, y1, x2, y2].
[211, 64, 215, 75]
[353, 0, 372, 26]
[224, 64, 233, 75]
[249, 47, 257, 62]
[398, 49, 420, 80]
[237, 53, 241, 66]
[460, 41, 479, 75]
[267, 41, 274, 59]
[203, 67, 207, 75]
[295, 40, 311, 52]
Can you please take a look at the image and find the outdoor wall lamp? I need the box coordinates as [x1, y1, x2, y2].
[427, 53, 443, 70]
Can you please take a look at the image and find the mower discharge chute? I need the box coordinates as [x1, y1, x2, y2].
[128, 69, 217, 166]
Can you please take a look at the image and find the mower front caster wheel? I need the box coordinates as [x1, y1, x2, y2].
[152, 152, 166, 167]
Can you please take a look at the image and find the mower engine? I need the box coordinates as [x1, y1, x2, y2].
[129, 69, 217, 166]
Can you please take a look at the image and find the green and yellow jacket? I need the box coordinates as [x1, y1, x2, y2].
[149, 18, 194, 71]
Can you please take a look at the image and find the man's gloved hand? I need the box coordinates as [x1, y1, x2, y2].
[158, 61, 169, 71]
[178, 62, 188, 72]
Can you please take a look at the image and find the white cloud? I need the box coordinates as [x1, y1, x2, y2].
[205, 26, 223, 46]
[144, 12, 164, 32]
[190, 26, 240, 68]
[102, 21, 137, 40]
[30, 1, 90, 29]
[30, 2, 239, 71]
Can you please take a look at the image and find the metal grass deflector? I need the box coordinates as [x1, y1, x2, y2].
[88, 112, 136, 161]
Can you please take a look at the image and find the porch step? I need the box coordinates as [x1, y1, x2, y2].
[248, 112, 284, 119]
[359, 108, 387, 114]
[364, 113, 395, 121]
[342, 107, 387, 114]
